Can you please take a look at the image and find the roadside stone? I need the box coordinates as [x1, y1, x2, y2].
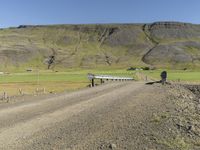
[109, 143, 117, 149]
[197, 104, 200, 110]
[188, 95, 193, 100]
[99, 144, 105, 149]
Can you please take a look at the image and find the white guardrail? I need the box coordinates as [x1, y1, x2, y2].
[87, 73, 134, 81]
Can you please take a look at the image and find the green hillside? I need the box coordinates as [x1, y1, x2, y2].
[0, 22, 200, 71]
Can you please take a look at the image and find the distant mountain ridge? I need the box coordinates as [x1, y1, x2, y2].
[0, 21, 200, 70]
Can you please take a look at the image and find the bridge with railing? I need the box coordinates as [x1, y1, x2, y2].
[87, 73, 134, 87]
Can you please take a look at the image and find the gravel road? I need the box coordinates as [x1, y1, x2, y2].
[0, 82, 167, 150]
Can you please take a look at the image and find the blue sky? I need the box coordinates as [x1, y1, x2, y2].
[0, 0, 199, 28]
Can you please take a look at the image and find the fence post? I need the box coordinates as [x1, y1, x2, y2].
[3, 92, 7, 100]
[43, 88, 46, 94]
[19, 88, 23, 95]
[91, 79, 94, 87]
[100, 79, 103, 84]
[2, 92, 9, 102]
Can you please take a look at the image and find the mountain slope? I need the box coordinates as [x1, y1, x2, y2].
[0, 22, 200, 70]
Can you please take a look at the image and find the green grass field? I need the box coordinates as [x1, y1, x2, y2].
[143, 70, 200, 82]
[0, 69, 134, 96]
[0, 69, 135, 83]
[0, 69, 199, 96]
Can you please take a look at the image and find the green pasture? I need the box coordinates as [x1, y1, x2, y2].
[143, 70, 200, 82]
[0, 69, 199, 96]
[0, 69, 134, 96]
[0, 69, 199, 84]
[0, 69, 134, 83]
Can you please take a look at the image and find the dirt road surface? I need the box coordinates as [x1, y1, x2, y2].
[0, 82, 181, 150]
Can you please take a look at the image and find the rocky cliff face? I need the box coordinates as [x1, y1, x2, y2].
[149, 22, 192, 30]
[147, 22, 200, 39]
[142, 22, 200, 68]
[0, 22, 200, 70]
